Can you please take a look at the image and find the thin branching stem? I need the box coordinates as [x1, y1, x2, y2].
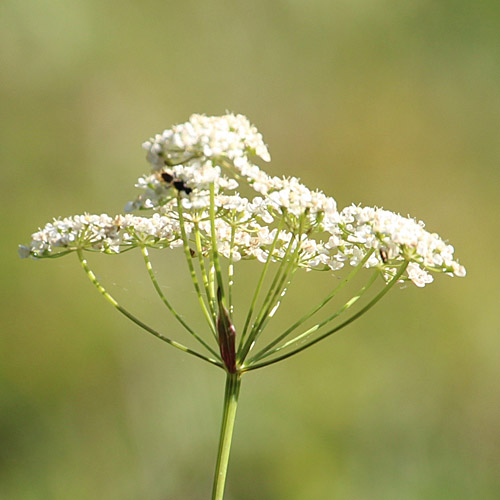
[176, 197, 217, 338]
[244, 240, 302, 355]
[209, 264, 216, 304]
[209, 183, 225, 301]
[252, 232, 297, 326]
[227, 217, 237, 318]
[140, 245, 220, 358]
[76, 249, 222, 368]
[249, 249, 376, 361]
[239, 215, 306, 361]
[250, 268, 379, 363]
[193, 221, 217, 322]
[238, 218, 285, 353]
[242, 262, 408, 372]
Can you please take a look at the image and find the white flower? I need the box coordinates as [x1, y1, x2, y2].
[407, 262, 434, 287]
[21, 113, 465, 292]
[330, 205, 466, 286]
[20, 213, 184, 258]
[142, 113, 269, 172]
[130, 114, 329, 214]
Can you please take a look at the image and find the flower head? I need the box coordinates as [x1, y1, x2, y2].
[19, 213, 183, 258]
[325, 205, 466, 286]
[21, 114, 466, 294]
[128, 113, 272, 212]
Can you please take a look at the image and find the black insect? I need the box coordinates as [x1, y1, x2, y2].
[160, 172, 174, 183]
[379, 248, 389, 264]
[160, 172, 193, 195]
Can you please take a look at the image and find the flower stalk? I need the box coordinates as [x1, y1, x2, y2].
[212, 372, 242, 500]
[76, 249, 222, 367]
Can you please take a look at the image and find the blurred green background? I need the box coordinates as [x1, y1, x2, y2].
[2, 0, 499, 498]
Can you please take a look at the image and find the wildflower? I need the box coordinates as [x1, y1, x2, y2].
[328, 205, 466, 286]
[20, 113, 466, 500]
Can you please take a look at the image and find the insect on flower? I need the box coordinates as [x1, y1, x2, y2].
[160, 171, 193, 195]
[380, 248, 389, 264]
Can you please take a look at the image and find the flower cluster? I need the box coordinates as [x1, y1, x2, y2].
[127, 113, 338, 225]
[143, 113, 271, 170]
[126, 113, 272, 212]
[327, 205, 466, 286]
[18, 213, 183, 258]
[20, 113, 465, 287]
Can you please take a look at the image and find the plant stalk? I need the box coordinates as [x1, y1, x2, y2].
[211, 372, 242, 500]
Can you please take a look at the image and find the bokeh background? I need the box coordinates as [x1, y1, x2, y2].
[1, 1, 499, 498]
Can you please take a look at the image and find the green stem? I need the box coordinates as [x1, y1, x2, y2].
[193, 221, 217, 321]
[176, 198, 217, 338]
[239, 222, 303, 362]
[227, 219, 236, 317]
[211, 373, 242, 500]
[209, 183, 225, 300]
[248, 249, 375, 361]
[140, 246, 220, 359]
[243, 262, 408, 372]
[250, 269, 379, 363]
[238, 218, 285, 352]
[76, 250, 222, 368]
[249, 232, 296, 333]
[245, 241, 302, 351]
